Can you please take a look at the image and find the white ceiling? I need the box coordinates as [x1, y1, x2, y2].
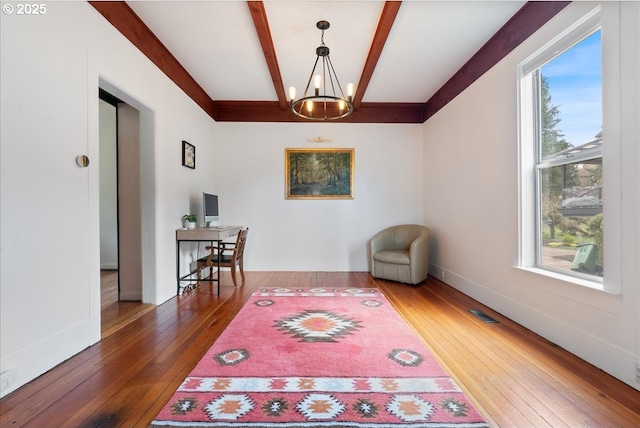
[125, 1, 526, 105]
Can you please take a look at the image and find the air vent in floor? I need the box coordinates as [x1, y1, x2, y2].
[469, 309, 499, 323]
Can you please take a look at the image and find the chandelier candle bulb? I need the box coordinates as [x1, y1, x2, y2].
[347, 82, 355, 102]
[288, 87, 296, 104]
[314, 75, 322, 96]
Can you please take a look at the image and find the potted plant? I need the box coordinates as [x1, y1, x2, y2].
[182, 214, 197, 229]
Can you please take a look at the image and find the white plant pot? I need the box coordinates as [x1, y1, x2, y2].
[185, 222, 196, 229]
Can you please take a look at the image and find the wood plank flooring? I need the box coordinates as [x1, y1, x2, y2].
[100, 270, 155, 338]
[1, 272, 638, 427]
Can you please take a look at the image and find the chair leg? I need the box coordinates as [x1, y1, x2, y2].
[239, 260, 245, 286]
[230, 265, 238, 287]
[197, 264, 209, 281]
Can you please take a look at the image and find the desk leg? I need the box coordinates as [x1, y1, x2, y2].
[176, 240, 181, 295]
[217, 240, 221, 295]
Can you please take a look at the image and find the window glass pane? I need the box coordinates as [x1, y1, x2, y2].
[539, 160, 603, 277]
[540, 30, 602, 159]
[534, 28, 603, 280]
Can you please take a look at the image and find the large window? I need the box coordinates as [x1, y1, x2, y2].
[519, 9, 603, 284]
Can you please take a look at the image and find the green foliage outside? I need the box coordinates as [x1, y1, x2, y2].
[588, 213, 604, 265]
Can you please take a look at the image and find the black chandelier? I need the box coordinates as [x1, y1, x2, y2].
[288, 20, 355, 121]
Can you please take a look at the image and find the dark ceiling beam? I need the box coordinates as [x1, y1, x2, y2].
[345, 102, 424, 123]
[214, 101, 425, 123]
[423, 0, 571, 121]
[89, 1, 218, 121]
[353, 1, 402, 110]
[247, 1, 289, 111]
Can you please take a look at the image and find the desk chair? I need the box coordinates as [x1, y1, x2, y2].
[197, 227, 249, 287]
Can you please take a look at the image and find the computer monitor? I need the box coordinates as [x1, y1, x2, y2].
[203, 193, 219, 226]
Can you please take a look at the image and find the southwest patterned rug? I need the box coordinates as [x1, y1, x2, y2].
[151, 288, 489, 427]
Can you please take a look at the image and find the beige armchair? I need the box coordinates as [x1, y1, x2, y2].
[368, 224, 431, 285]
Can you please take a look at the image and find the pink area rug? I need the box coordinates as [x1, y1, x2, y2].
[151, 288, 489, 427]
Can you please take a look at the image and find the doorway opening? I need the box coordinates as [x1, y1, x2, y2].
[98, 83, 156, 337]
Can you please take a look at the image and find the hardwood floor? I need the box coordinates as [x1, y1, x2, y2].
[100, 270, 155, 338]
[1, 272, 638, 427]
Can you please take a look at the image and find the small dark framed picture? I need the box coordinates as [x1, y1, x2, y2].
[182, 140, 195, 169]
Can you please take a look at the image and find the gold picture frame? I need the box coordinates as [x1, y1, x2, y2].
[285, 148, 354, 199]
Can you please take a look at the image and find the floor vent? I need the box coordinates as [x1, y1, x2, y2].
[469, 309, 499, 323]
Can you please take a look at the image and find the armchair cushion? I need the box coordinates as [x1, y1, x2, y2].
[368, 224, 430, 285]
[373, 250, 410, 265]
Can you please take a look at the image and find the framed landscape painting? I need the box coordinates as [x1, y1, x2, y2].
[285, 148, 354, 199]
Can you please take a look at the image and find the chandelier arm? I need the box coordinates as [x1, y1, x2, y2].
[294, 99, 303, 116]
[324, 55, 338, 98]
[322, 56, 329, 96]
[325, 55, 347, 99]
[321, 57, 330, 118]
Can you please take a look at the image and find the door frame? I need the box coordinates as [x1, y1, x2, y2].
[98, 77, 157, 305]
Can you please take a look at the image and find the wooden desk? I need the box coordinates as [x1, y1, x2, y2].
[176, 226, 242, 295]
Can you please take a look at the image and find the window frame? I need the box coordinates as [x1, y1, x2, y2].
[517, 6, 609, 289]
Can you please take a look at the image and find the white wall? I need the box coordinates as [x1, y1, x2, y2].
[423, 1, 639, 390]
[0, 2, 217, 396]
[207, 122, 424, 272]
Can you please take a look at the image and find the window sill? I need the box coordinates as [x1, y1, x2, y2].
[515, 266, 606, 291]
[510, 265, 621, 315]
